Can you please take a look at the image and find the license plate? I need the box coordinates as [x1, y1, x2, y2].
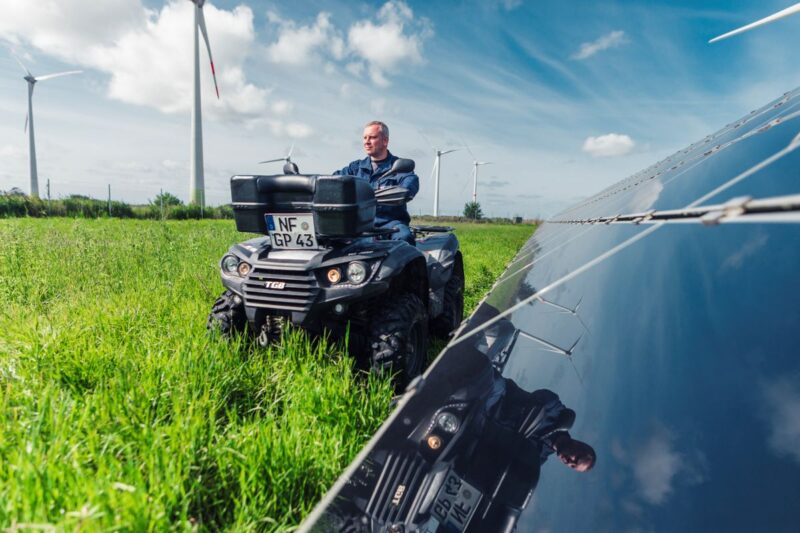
[266, 213, 319, 249]
[431, 472, 481, 531]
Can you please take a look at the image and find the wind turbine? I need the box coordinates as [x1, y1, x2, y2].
[12, 53, 81, 198]
[429, 148, 459, 217]
[259, 144, 294, 166]
[709, 3, 800, 43]
[189, 0, 220, 208]
[464, 143, 491, 203]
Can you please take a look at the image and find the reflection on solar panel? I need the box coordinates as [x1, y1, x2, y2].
[300, 88, 800, 532]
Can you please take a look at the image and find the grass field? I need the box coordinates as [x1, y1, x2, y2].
[0, 218, 534, 531]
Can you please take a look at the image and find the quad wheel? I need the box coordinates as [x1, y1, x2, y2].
[367, 292, 429, 389]
[207, 290, 247, 337]
[431, 273, 465, 338]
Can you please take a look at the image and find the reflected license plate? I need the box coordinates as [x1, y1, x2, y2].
[431, 471, 481, 531]
[266, 213, 319, 249]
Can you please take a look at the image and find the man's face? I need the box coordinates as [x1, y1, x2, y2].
[556, 439, 595, 472]
[363, 124, 389, 158]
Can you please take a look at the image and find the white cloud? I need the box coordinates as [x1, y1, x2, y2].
[161, 159, 186, 170]
[572, 30, 628, 60]
[0, 1, 270, 120]
[0, 0, 147, 53]
[628, 427, 708, 507]
[346, 61, 366, 77]
[762, 377, 800, 465]
[0, 144, 25, 159]
[347, 1, 432, 87]
[500, 0, 524, 10]
[262, 2, 431, 87]
[265, 12, 344, 65]
[582, 133, 635, 157]
[633, 430, 681, 505]
[285, 122, 314, 139]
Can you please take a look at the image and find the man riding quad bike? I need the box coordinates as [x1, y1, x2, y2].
[208, 146, 465, 387]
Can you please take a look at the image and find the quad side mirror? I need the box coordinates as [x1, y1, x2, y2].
[388, 158, 415, 175]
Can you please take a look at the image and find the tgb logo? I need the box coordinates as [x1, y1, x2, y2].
[391, 484, 406, 506]
[264, 281, 286, 290]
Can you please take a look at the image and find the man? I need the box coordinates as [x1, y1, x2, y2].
[494, 378, 596, 472]
[334, 121, 419, 244]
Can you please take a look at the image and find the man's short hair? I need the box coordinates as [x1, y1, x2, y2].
[365, 120, 389, 139]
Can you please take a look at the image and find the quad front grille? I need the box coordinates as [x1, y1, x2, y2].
[242, 264, 319, 312]
[365, 452, 426, 525]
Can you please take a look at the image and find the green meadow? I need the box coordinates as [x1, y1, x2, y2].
[0, 218, 533, 531]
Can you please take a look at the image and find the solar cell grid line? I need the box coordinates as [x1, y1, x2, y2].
[549, 192, 800, 225]
[448, 125, 800, 349]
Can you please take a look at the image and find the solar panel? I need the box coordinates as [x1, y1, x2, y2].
[299, 88, 800, 533]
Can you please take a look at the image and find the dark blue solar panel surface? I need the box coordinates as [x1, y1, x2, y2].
[301, 88, 800, 532]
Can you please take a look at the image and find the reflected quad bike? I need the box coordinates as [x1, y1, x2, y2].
[208, 159, 465, 386]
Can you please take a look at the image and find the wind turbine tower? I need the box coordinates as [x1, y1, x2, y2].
[189, 0, 220, 208]
[12, 54, 81, 197]
[471, 161, 492, 203]
[431, 148, 458, 217]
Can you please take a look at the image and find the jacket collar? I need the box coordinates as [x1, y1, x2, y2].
[359, 151, 395, 172]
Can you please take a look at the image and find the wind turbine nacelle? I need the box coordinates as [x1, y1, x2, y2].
[189, 0, 206, 7]
[230, 174, 377, 237]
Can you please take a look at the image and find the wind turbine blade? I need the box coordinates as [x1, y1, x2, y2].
[11, 51, 31, 76]
[440, 148, 459, 156]
[197, 7, 220, 99]
[709, 3, 800, 43]
[35, 70, 82, 82]
[259, 158, 285, 164]
[24, 112, 28, 133]
[461, 137, 475, 159]
[287, 143, 295, 159]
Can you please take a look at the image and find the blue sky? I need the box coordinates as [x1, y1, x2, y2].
[1, 0, 799, 217]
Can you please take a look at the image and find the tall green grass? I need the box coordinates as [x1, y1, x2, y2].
[0, 218, 533, 531]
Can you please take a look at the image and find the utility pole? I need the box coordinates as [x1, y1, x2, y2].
[108, 184, 111, 217]
[160, 188, 164, 220]
[46, 179, 50, 202]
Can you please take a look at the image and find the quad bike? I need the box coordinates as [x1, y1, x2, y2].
[208, 159, 465, 387]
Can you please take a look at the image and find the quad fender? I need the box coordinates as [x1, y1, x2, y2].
[418, 233, 461, 291]
[374, 244, 428, 304]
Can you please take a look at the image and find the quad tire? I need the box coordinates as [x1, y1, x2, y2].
[207, 290, 247, 337]
[367, 292, 429, 388]
[432, 274, 465, 338]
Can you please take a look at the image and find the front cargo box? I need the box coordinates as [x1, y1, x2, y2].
[230, 174, 376, 236]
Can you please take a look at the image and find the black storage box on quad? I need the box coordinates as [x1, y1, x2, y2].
[230, 174, 376, 236]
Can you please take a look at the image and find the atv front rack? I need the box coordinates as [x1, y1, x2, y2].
[410, 225, 454, 235]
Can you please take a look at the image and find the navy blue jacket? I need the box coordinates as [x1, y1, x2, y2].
[334, 151, 419, 226]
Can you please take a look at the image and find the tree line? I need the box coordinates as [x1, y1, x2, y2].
[0, 189, 233, 220]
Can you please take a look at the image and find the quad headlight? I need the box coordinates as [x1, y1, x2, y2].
[346, 261, 368, 284]
[327, 267, 342, 284]
[222, 255, 239, 273]
[237, 262, 251, 276]
[435, 412, 460, 434]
